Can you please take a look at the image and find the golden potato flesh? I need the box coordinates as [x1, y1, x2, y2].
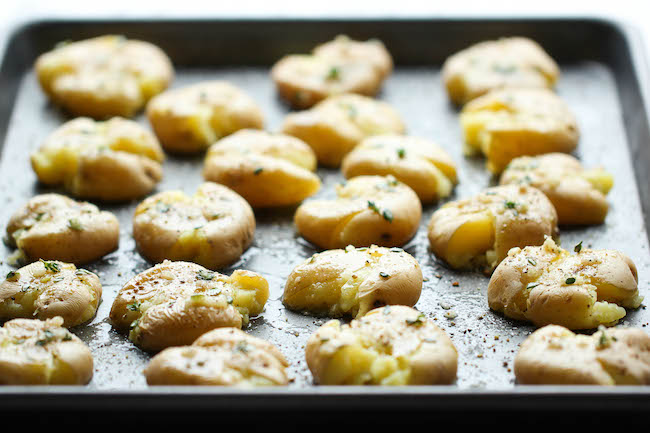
[133, 182, 255, 270]
[146, 81, 264, 154]
[295, 175, 422, 249]
[515, 325, 650, 385]
[6, 194, 119, 265]
[0, 317, 93, 385]
[500, 153, 613, 225]
[281, 94, 405, 167]
[35, 35, 173, 118]
[272, 35, 392, 109]
[488, 237, 642, 330]
[283, 245, 422, 319]
[203, 129, 321, 207]
[110, 260, 269, 352]
[0, 261, 101, 327]
[31, 117, 164, 201]
[460, 88, 579, 174]
[442, 36, 559, 105]
[428, 185, 558, 271]
[341, 134, 458, 203]
[306, 305, 457, 385]
[145, 327, 288, 386]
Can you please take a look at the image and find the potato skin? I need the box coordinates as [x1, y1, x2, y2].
[428, 185, 558, 271]
[31, 117, 164, 201]
[272, 35, 392, 109]
[488, 237, 642, 329]
[460, 87, 579, 174]
[306, 305, 457, 385]
[442, 36, 559, 105]
[341, 134, 458, 203]
[0, 261, 101, 327]
[500, 153, 612, 225]
[6, 194, 119, 265]
[145, 327, 288, 386]
[146, 81, 264, 154]
[35, 35, 173, 118]
[281, 94, 405, 167]
[110, 260, 269, 352]
[133, 182, 255, 270]
[515, 325, 650, 385]
[0, 317, 93, 385]
[203, 129, 321, 207]
[295, 175, 422, 249]
[283, 245, 422, 318]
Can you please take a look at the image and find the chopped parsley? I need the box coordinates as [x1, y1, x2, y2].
[382, 209, 394, 223]
[504, 201, 517, 209]
[527, 257, 537, 266]
[234, 342, 250, 354]
[127, 301, 141, 312]
[40, 259, 60, 273]
[367, 200, 380, 213]
[6, 271, 19, 281]
[36, 330, 56, 346]
[406, 312, 426, 326]
[379, 272, 390, 278]
[396, 148, 406, 159]
[574, 241, 583, 253]
[526, 283, 539, 290]
[253, 167, 264, 175]
[68, 218, 84, 231]
[197, 270, 215, 281]
[325, 66, 341, 80]
[565, 277, 576, 285]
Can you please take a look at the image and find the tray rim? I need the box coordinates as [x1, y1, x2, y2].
[1, 15, 650, 411]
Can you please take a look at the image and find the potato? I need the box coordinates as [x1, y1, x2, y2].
[295, 175, 421, 249]
[144, 327, 288, 386]
[442, 37, 559, 105]
[283, 245, 422, 319]
[500, 153, 613, 225]
[515, 325, 650, 385]
[341, 134, 458, 203]
[271, 35, 392, 109]
[110, 260, 269, 352]
[0, 317, 93, 385]
[427, 185, 558, 271]
[133, 182, 255, 270]
[281, 94, 405, 167]
[460, 88, 579, 174]
[203, 129, 321, 207]
[6, 194, 119, 265]
[305, 305, 457, 385]
[35, 35, 173, 118]
[488, 237, 642, 329]
[31, 117, 164, 201]
[146, 81, 264, 154]
[0, 261, 101, 327]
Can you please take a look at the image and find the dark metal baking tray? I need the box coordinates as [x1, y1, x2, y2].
[1, 17, 650, 416]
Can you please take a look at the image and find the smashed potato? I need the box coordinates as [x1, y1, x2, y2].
[341, 134, 458, 203]
[500, 153, 613, 225]
[283, 245, 422, 319]
[295, 175, 421, 249]
[203, 129, 321, 207]
[515, 325, 650, 385]
[6, 194, 119, 264]
[442, 36, 559, 105]
[281, 94, 405, 167]
[0, 317, 93, 385]
[35, 35, 173, 118]
[145, 327, 288, 386]
[306, 305, 457, 385]
[110, 260, 269, 352]
[0, 261, 101, 327]
[31, 117, 164, 201]
[133, 182, 255, 270]
[146, 81, 264, 153]
[271, 35, 392, 109]
[460, 87, 579, 174]
[428, 185, 558, 271]
[488, 237, 642, 329]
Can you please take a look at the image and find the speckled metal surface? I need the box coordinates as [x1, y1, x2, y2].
[1, 58, 649, 391]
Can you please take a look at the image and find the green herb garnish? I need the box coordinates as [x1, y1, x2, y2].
[68, 218, 83, 231]
[574, 241, 583, 253]
[406, 312, 426, 326]
[382, 209, 393, 223]
[379, 271, 390, 278]
[127, 301, 141, 312]
[565, 277, 576, 285]
[253, 167, 264, 175]
[40, 260, 60, 273]
[6, 271, 19, 281]
[504, 201, 517, 209]
[397, 148, 406, 159]
[527, 257, 537, 266]
[197, 270, 215, 281]
[325, 66, 341, 80]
